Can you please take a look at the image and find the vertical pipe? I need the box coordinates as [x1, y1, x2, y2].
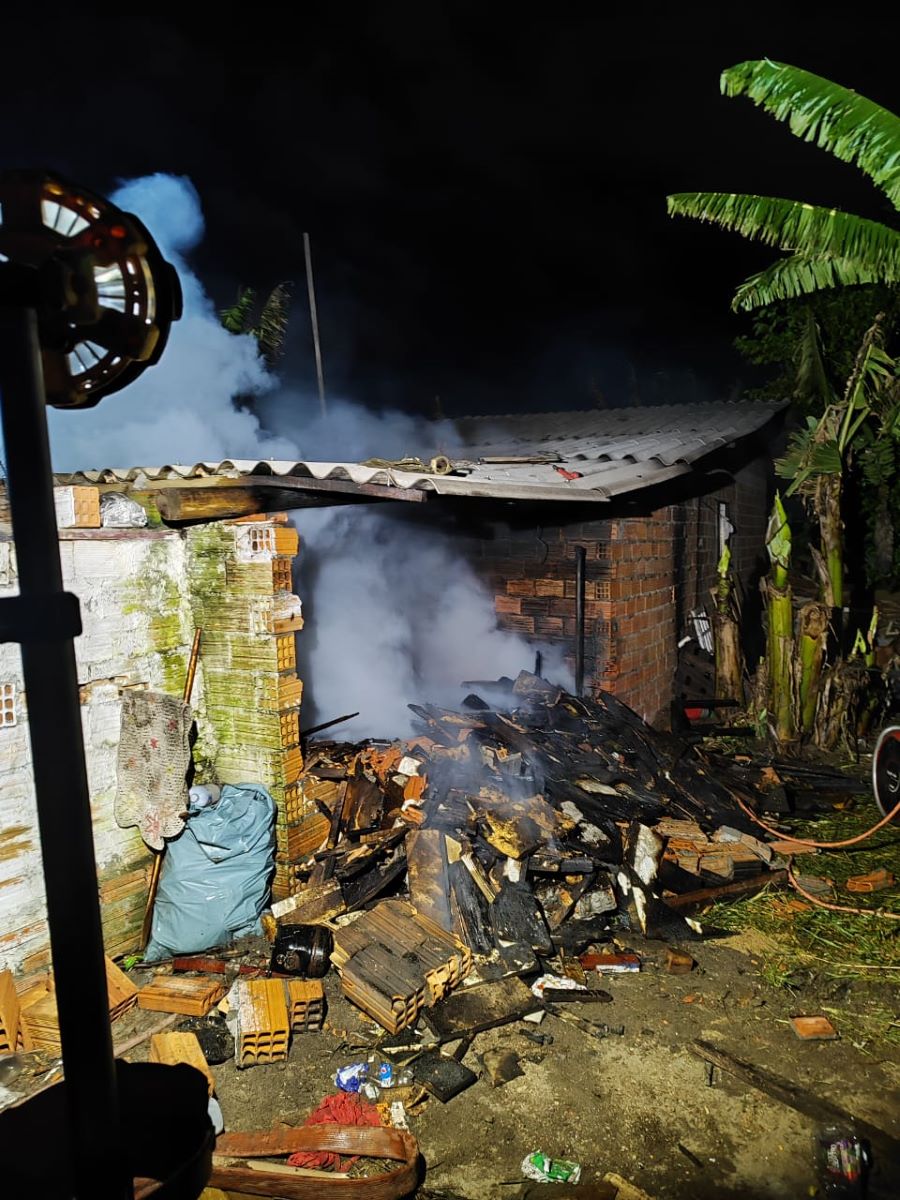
[0, 309, 130, 1199]
[575, 545, 586, 698]
[534, 649, 543, 678]
[303, 232, 327, 417]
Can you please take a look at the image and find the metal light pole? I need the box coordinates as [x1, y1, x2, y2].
[0, 171, 183, 1198]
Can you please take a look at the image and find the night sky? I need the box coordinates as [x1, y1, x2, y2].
[3, 8, 897, 415]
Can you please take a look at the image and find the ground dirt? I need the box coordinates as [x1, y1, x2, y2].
[131, 931, 900, 1200]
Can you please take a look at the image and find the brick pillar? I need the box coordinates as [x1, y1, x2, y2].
[186, 514, 304, 900]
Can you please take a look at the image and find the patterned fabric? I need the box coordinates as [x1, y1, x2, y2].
[114, 689, 192, 850]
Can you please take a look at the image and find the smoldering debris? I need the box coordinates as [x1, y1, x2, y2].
[273, 671, 794, 1033]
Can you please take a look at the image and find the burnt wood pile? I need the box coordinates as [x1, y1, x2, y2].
[272, 672, 817, 1030]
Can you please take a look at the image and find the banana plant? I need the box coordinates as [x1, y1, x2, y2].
[776, 315, 897, 607]
[711, 543, 744, 705]
[765, 493, 795, 746]
[668, 60, 900, 311]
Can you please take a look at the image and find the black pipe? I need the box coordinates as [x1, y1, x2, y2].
[0, 309, 130, 1199]
[575, 544, 586, 698]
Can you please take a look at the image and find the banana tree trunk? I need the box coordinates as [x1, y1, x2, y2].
[794, 601, 829, 737]
[814, 657, 867, 752]
[767, 574, 795, 747]
[815, 473, 843, 609]
[712, 547, 744, 706]
[765, 495, 795, 748]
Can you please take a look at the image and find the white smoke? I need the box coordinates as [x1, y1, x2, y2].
[293, 505, 574, 739]
[47, 174, 296, 471]
[35, 171, 574, 739]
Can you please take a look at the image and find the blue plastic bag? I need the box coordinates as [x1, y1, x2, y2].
[144, 782, 275, 962]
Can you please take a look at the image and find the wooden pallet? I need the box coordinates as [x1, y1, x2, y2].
[235, 979, 290, 1067]
[149, 1031, 216, 1095]
[285, 979, 325, 1032]
[137, 974, 227, 1016]
[0, 969, 19, 1054]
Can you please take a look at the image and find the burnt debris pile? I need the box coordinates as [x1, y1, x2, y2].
[274, 671, 791, 1030]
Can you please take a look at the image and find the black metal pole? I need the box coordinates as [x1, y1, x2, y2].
[0, 309, 130, 1199]
[575, 545, 586, 698]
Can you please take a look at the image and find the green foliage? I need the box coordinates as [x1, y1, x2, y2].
[721, 60, 900, 209]
[220, 286, 257, 334]
[220, 281, 294, 367]
[255, 282, 293, 368]
[667, 60, 900, 310]
[667, 193, 900, 311]
[735, 287, 899, 410]
[766, 492, 792, 570]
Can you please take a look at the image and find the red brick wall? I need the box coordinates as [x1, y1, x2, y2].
[599, 509, 678, 724]
[468, 456, 771, 726]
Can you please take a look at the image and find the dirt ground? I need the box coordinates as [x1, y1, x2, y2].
[171, 930, 900, 1199]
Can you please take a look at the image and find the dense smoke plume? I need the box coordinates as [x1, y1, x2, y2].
[292, 505, 572, 739]
[39, 172, 572, 739]
[47, 174, 296, 471]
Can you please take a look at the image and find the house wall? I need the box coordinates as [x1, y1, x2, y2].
[0, 525, 193, 983]
[470, 457, 771, 725]
[0, 491, 304, 987]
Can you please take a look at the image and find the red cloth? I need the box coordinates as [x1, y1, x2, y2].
[287, 1091, 383, 1172]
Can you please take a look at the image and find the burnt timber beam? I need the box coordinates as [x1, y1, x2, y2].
[127, 473, 428, 524]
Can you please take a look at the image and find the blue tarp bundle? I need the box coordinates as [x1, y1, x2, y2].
[144, 782, 275, 962]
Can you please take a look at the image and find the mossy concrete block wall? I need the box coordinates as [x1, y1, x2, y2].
[0, 527, 195, 982]
[185, 517, 304, 897]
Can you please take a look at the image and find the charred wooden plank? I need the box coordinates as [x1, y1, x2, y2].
[423, 976, 539, 1039]
[407, 829, 453, 933]
[448, 859, 495, 955]
[490, 881, 553, 954]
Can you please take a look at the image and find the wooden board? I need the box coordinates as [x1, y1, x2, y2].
[0, 969, 19, 1054]
[106, 955, 139, 1019]
[149, 1031, 215, 1095]
[406, 829, 453, 933]
[271, 879, 344, 923]
[138, 974, 227, 1016]
[423, 976, 539, 1039]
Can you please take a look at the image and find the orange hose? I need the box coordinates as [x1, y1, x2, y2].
[787, 860, 900, 921]
[733, 792, 900, 849]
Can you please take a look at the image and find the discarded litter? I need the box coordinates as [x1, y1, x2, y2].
[531, 974, 586, 999]
[481, 1047, 524, 1087]
[665, 949, 696, 975]
[521, 1150, 582, 1184]
[816, 1125, 870, 1197]
[334, 1062, 369, 1092]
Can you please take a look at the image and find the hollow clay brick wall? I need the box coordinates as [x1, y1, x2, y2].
[473, 457, 771, 727]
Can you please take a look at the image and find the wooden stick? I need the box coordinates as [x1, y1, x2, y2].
[303, 231, 327, 417]
[663, 870, 787, 910]
[689, 1040, 900, 1186]
[141, 629, 203, 949]
[113, 1012, 178, 1057]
